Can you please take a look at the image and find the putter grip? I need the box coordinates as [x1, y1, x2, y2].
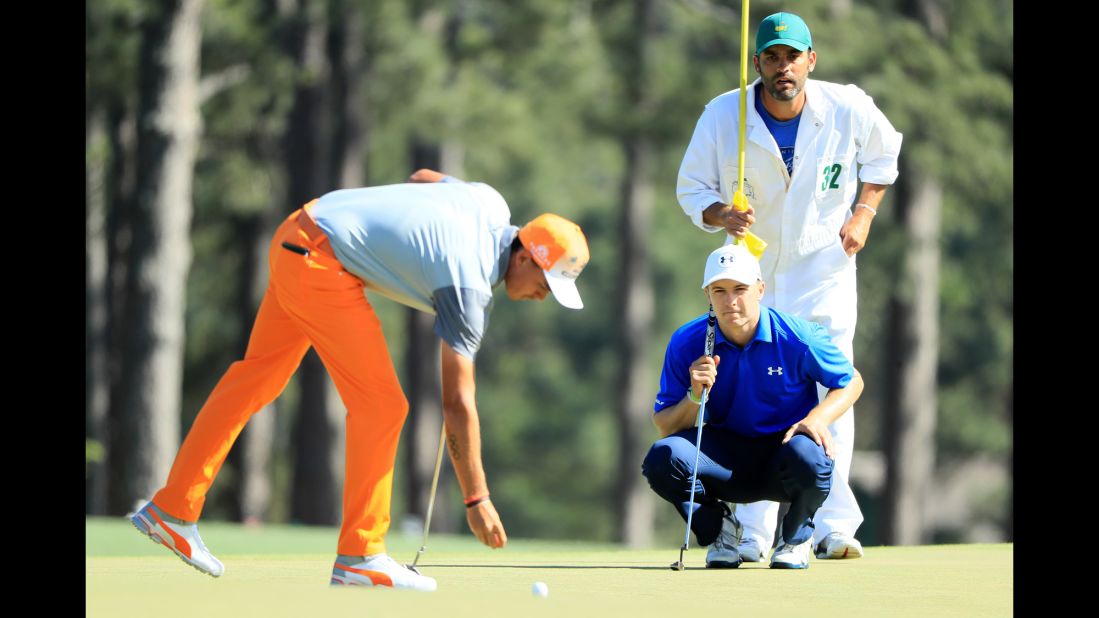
[704, 310, 716, 357]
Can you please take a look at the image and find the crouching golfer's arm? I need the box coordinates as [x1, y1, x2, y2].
[783, 369, 865, 459]
[440, 340, 508, 549]
[652, 354, 721, 438]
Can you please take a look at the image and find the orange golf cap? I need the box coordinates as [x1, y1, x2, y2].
[518, 213, 590, 310]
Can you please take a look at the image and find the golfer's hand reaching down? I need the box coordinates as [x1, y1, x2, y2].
[467, 499, 507, 548]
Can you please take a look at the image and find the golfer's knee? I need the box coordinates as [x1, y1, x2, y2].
[781, 435, 833, 488]
[643, 441, 671, 479]
[350, 382, 409, 424]
[388, 388, 410, 423]
[642, 437, 693, 483]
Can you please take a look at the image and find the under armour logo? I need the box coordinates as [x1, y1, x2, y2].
[767, 366, 783, 376]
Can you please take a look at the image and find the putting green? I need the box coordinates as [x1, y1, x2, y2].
[87, 518, 1012, 617]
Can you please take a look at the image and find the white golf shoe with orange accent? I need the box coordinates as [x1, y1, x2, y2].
[815, 532, 865, 559]
[330, 553, 437, 591]
[129, 501, 225, 577]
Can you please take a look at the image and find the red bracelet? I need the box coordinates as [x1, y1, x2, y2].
[464, 494, 490, 508]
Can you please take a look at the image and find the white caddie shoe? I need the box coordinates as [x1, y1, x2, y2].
[705, 504, 743, 568]
[814, 532, 865, 559]
[770, 539, 812, 569]
[737, 537, 764, 562]
[129, 501, 225, 577]
[330, 553, 438, 591]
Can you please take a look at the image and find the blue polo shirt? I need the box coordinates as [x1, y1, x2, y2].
[756, 86, 801, 176]
[654, 307, 854, 436]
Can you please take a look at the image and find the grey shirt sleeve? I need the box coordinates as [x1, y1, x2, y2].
[432, 287, 494, 360]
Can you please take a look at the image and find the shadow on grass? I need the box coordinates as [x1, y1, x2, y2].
[421, 564, 693, 571]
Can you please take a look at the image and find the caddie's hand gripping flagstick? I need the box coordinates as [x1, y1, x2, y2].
[734, 0, 768, 260]
[407, 423, 447, 574]
[671, 304, 718, 572]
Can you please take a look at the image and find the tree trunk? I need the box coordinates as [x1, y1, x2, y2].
[828, 0, 852, 19]
[290, 352, 345, 524]
[327, 0, 368, 188]
[880, 0, 949, 547]
[104, 98, 137, 515]
[1005, 362, 1013, 541]
[614, 139, 656, 547]
[283, 0, 344, 526]
[106, 101, 137, 391]
[238, 400, 276, 524]
[881, 162, 941, 545]
[405, 309, 450, 528]
[403, 142, 458, 534]
[86, 108, 110, 515]
[905, 0, 947, 41]
[110, 0, 204, 514]
[229, 214, 279, 524]
[613, 0, 657, 548]
[400, 3, 468, 535]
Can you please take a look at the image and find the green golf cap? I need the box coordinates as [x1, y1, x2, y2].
[756, 12, 813, 54]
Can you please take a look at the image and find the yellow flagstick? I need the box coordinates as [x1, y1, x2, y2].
[735, 0, 767, 259]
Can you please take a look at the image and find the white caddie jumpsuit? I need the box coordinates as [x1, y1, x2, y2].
[677, 77, 903, 550]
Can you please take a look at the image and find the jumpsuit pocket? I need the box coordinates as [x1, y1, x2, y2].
[820, 240, 855, 274]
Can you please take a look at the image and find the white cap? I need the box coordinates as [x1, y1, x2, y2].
[701, 243, 762, 289]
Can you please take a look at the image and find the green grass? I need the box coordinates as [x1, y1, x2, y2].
[87, 518, 1012, 617]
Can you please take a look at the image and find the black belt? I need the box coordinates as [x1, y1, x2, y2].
[281, 241, 310, 256]
[281, 202, 338, 260]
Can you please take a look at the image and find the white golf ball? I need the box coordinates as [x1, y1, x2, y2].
[532, 581, 549, 597]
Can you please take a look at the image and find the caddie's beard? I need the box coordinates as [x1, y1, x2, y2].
[764, 76, 802, 101]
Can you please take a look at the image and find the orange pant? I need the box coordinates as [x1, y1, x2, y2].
[153, 203, 409, 555]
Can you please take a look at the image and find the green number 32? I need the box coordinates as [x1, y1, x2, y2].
[821, 163, 842, 191]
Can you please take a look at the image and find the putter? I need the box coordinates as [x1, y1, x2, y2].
[407, 423, 447, 574]
[670, 305, 717, 571]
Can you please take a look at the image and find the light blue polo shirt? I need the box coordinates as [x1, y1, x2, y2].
[310, 177, 518, 360]
[654, 306, 854, 436]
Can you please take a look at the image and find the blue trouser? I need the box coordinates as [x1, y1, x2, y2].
[641, 425, 834, 547]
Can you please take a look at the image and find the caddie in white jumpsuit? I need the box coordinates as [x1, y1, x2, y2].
[676, 11, 902, 563]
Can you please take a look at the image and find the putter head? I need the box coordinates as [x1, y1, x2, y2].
[672, 545, 687, 571]
[405, 546, 426, 574]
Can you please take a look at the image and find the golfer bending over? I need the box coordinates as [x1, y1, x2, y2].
[130, 169, 590, 590]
